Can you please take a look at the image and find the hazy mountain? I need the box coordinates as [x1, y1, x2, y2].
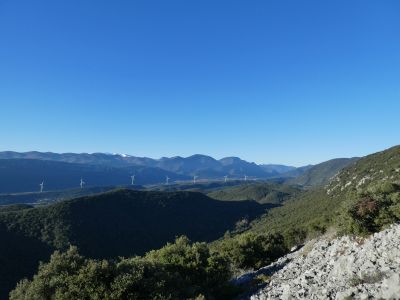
[278, 164, 314, 178]
[218, 156, 273, 177]
[155, 154, 222, 175]
[260, 164, 296, 174]
[0, 151, 359, 193]
[0, 152, 287, 184]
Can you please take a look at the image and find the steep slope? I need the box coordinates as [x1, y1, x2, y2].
[326, 145, 400, 195]
[242, 223, 400, 299]
[233, 145, 400, 247]
[286, 158, 359, 187]
[0, 189, 268, 297]
[208, 182, 301, 204]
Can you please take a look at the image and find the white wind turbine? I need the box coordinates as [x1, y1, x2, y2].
[224, 175, 228, 183]
[244, 175, 248, 181]
[193, 175, 198, 184]
[39, 181, 44, 193]
[80, 178, 85, 189]
[131, 175, 135, 185]
[166, 176, 170, 185]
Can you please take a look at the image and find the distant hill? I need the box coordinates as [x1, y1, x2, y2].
[148, 180, 248, 193]
[218, 156, 273, 178]
[285, 158, 359, 187]
[0, 189, 269, 297]
[0, 181, 252, 206]
[278, 164, 314, 178]
[0, 186, 135, 206]
[208, 182, 301, 204]
[0, 159, 188, 193]
[0, 180, 257, 206]
[260, 164, 296, 174]
[0, 189, 267, 257]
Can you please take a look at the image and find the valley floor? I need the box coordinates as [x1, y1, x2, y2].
[241, 223, 400, 300]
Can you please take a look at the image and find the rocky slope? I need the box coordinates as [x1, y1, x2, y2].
[239, 223, 400, 299]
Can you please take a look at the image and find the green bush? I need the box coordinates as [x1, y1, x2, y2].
[283, 228, 307, 247]
[145, 236, 232, 299]
[216, 232, 288, 270]
[10, 237, 234, 300]
[345, 182, 400, 235]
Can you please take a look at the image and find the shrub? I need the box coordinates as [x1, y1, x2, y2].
[346, 183, 400, 234]
[10, 238, 233, 300]
[217, 232, 288, 270]
[145, 236, 232, 299]
[349, 196, 381, 234]
[284, 228, 307, 247]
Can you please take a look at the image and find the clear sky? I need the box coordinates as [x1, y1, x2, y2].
[0, 0, 399, 166]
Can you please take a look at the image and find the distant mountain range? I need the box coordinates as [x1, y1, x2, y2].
[0, 151, 287, 177]
[0, 152, 306, 193]
[0, 151, 359, 194]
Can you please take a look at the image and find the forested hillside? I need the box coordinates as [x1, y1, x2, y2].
[285, 157, 358, 187]
[227, 146, 400, 248]
[0, 189, 268, 298]
[0, 186, 128, 206]
[208, 182, 301, 204]
[3, 145, 400, 300]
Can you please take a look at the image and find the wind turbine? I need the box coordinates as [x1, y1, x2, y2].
[244, 175, 248, 181]
[193, 175, 198, 184]
[39, 181, 44, 193]
[80, 178, 85, 189]
[131, 175, 135, 185]
[166, 176, 170, 185]
[224, 175, 228, 183]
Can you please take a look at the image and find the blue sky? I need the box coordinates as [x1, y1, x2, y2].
[0, 0, 399, 166]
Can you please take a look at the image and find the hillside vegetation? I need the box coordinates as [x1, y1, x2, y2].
[208, 182, 301, 204]
[286, 157, 358, 187]
[5, 145, 400, 299]
[213, 146, 400, 260]
[0, 186, 130, 206]
[0, 189, 268, 298]
[10, 239, 235, 300]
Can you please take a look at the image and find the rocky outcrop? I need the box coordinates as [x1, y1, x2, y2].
[243, 223, 400, 299]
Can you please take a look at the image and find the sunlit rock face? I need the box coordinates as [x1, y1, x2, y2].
[246, 223, 400, 300]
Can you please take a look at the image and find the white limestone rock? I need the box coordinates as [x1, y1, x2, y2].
[246, 223, 400, 300]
